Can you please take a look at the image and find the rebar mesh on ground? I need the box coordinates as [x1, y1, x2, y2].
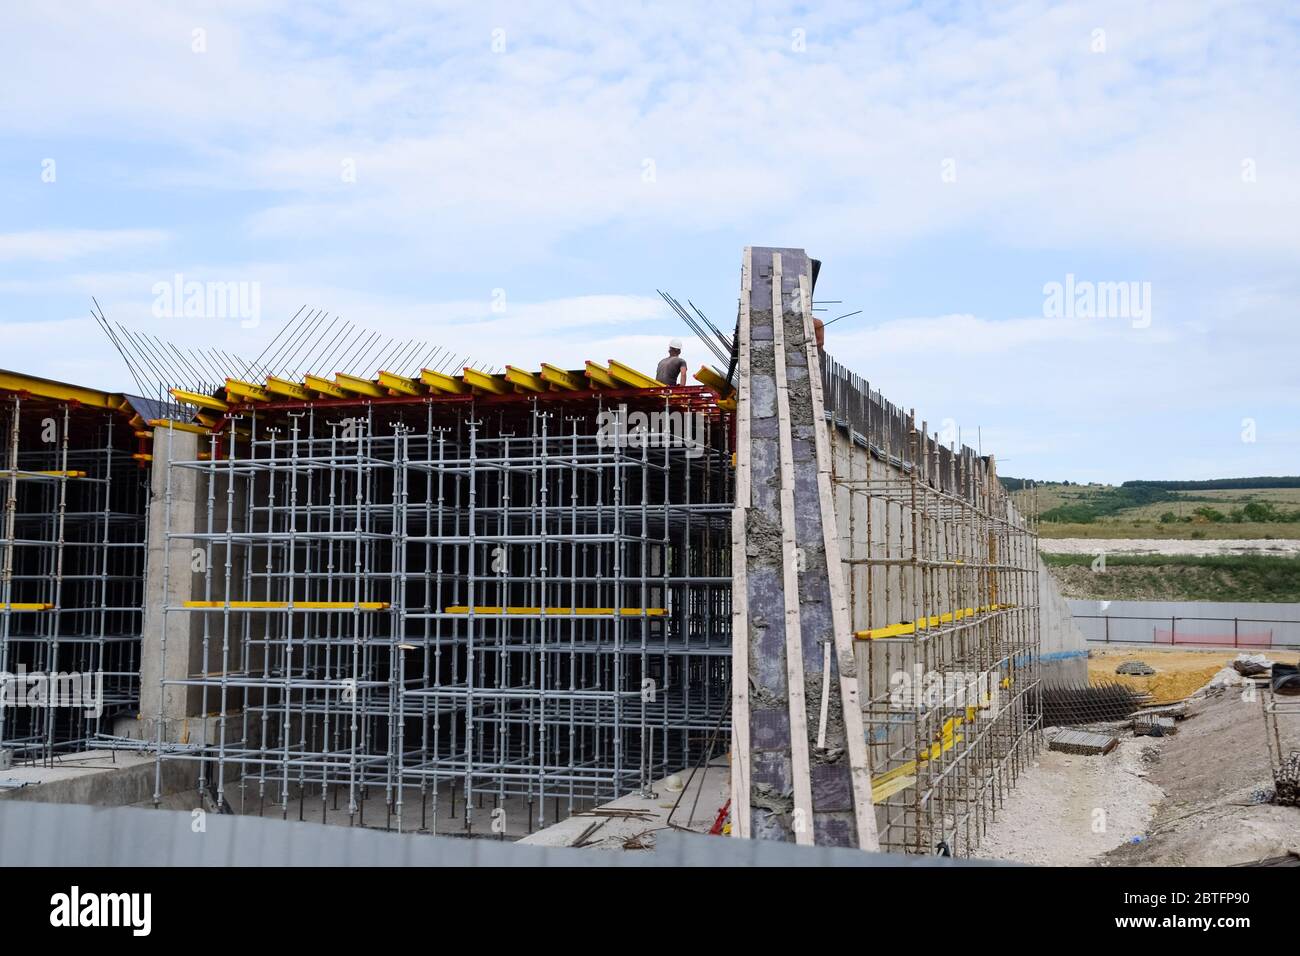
[1041, 680, 1143, 727]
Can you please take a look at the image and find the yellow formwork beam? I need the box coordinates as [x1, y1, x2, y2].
[462, 368, 508, 395]
[170, 388, 229, 412]
[0, 370, 120, 410]
[444, 605, 666, 617]
[265, 376, 312, 401]
[694, 365, 735, 397]
[539, 364, 584, 391]
[304, 374, 347, 398]
[378, 371, 424, 397]
[606, 359, 661, 389]
[183, 601, 390, 610]
[334, 373, 386, 398]
[224, 379, 271, 403]
[584, 361, 618, 389]
[421, 369, 469, 394]
[504, 366, 546, 393]
[1, 603, 54, 611]
[148, 419, 212, 436]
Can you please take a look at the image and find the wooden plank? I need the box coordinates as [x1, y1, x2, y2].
[800, 270, 880, 851]
[771, 252, 815, 847]
[730, 249, 754, 840]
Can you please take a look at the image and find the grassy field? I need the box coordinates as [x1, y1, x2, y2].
[1042, 553, 1300, 601]
[1012, 483, 1300, 539]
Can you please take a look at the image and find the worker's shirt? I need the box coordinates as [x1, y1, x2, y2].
[655, 355, 686, 385]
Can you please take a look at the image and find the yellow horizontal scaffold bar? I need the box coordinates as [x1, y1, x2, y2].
[854, 603, 1016, 640]
[183, 601, 391, 610]
[444, 605, 666, 617]
[1, 603, 54, 611]
[6, 469, 88, 479]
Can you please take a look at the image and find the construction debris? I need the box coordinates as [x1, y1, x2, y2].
[1273, 752, 1300, 807]
[1232, 653, 1274, 677]
[1132, 716, 1178, 738]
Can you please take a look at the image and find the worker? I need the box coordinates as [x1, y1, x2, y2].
[813, 317, 825, 352]
[655, 337, 688, 386]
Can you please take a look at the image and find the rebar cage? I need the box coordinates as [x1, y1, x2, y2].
[822, 357, 1043, 857]
[154, 392, 733, 833]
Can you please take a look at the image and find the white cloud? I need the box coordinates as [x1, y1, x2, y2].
[0, 230, 169, 262]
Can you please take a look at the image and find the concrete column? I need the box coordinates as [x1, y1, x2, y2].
[129, 429, 206, 742]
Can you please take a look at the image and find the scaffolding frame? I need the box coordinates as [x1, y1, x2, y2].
[0, 393, 148, 761]
[152, 389, 733, 834]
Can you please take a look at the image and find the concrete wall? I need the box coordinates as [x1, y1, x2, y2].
[826, 420, 1088, 695]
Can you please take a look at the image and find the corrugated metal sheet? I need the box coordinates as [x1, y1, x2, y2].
[0, 802, 1004, 867]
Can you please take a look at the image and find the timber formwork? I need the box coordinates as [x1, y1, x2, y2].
[0, 390, 148, 760]
[824, 356, 1042, 857]
[152, 388, 732, 833]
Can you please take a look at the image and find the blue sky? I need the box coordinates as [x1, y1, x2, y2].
[1, 1, 1297, 482]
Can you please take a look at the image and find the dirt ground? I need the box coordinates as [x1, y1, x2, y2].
[976, 648, 1300, 866]
[1089, 645, 1246, 704]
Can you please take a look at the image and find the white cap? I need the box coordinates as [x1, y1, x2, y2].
[668, 337, 683, 350]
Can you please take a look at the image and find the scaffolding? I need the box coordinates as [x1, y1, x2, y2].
[0, 392, 148, 760]
[823, 356, 1042, 857]
[153, 388, 733, 833]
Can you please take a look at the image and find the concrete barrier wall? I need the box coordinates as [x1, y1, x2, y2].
[1068, 599, 1300, 650]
